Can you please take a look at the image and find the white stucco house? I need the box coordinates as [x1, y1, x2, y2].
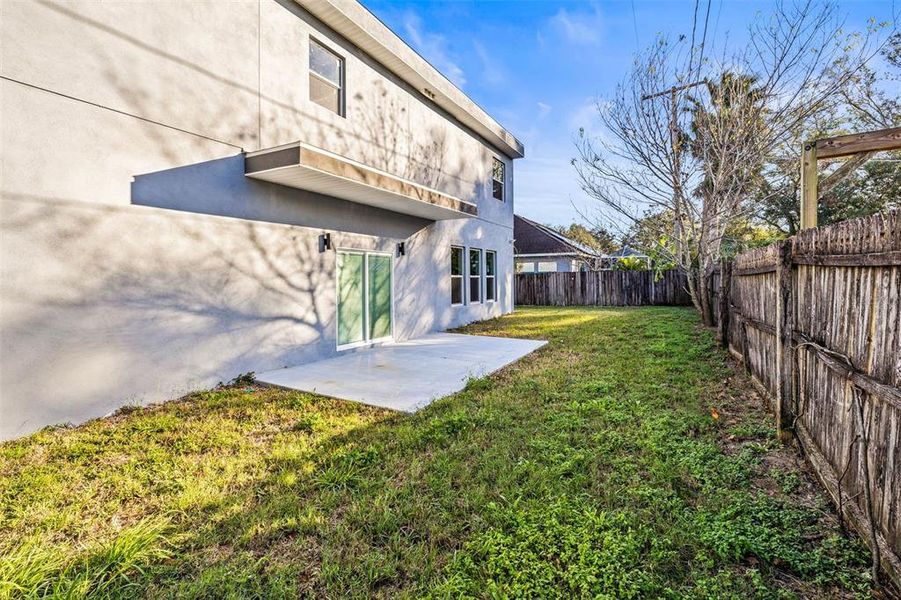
[0, 0, 524, 439]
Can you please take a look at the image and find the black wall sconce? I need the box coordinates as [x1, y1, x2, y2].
[396, 242, 406, 257]
[318, 233, 331, 253]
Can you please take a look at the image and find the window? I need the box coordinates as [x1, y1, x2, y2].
[469, 248, 482, 303]
[538, 261, 557, 272]
[451, 246, 464, 305]
[310, 39, 344, 115]
[492, 158, 505, 201]
[517, 261, 535, 273]
[485, 251, 497, 302]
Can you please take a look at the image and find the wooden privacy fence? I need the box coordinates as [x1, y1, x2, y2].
[713, 210, 901, 586]
[515, 269, 692, 306]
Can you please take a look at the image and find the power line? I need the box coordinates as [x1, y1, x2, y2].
[631, 0, 640, 51]
[689, 0, 700, 73]
[711, 0, 723, 50]
[697, 0, 712, 71]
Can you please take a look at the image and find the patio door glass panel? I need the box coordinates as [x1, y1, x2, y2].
[368, 254, 392, 340]
[337, 252, 365, 346]
[337, 251, 393, 348]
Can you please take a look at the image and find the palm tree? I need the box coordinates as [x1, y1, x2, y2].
[683, 71, 768, 324]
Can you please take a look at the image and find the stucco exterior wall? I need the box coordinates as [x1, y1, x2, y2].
[0, 0, 517, 439]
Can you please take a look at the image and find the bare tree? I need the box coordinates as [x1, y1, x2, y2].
[574, 1, 888, 324]
[756, 32, 899, 234]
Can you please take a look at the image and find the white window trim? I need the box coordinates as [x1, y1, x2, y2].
[335, 249, 394, 351]
[451, 245, 465, 306]
[469, 247, 483, 304]
[309, 37, 345, 117]
[492, 158, 505, 202]
[310, 70, 341, 91]
[485, 250, 497, 303]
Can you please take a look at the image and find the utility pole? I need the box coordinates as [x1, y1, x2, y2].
[641, 80, 706, 268]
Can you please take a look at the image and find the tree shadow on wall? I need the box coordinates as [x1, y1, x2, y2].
[2, 195, 333, 433]
[4, 0, 500, 436]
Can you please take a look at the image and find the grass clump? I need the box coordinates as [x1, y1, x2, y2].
[1, 517, 173, 598]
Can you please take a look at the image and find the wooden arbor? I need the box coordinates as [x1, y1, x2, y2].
[800, 126, 901, 229]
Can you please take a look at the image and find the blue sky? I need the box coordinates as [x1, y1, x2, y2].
[362, 0, 896, 230]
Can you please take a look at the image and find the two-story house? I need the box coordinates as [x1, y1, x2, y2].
[0, 0, 524, 439]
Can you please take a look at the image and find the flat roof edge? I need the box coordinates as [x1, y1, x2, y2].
[299, 0, 524, 159]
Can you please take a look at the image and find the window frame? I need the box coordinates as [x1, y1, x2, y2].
[492, 158, 505, 202]
[309, 37, 345, 117]
[469, 247, 483, 304]
[450, 245, 465, 306]
[517, 261, 536, 273]
[485, 250, 497, 302]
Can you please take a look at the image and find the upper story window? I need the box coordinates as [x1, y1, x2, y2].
[309, 39, 344, 116]
[492, 158, 505, 201]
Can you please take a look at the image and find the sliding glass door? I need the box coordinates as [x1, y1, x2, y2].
[337, 252, 366, 346]
[337, 251, 393, 348]
[367, 254, 392, 341]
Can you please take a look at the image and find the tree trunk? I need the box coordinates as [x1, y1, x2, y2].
[717, 259, 732, 348]
[698, 265, 716, 327]
[685, 266, 703, 314]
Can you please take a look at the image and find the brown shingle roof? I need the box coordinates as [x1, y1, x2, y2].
[513, 215, 597, 255]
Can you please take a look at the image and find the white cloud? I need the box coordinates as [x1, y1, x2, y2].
[549, 5, 603, 46]
[537, 102, 552, 119]
[516, 157, 581, 224]
[516, 154, 630, 232]
[473, 40, 505, 86]
[514, 99, 630, 231]
[403, 11, 466, 88]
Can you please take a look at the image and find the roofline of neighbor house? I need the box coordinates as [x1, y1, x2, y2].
[299, 0, 524, 159]
[515, 214, 601, 257]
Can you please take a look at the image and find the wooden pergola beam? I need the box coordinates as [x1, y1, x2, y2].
[800, 127, 901, 230]
[816, 126, 901, 160]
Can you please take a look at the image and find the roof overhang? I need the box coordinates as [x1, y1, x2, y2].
[245, 143, 477, 221]
[299, 0, 524, 159]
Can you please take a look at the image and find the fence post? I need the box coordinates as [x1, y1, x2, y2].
[775, 239, 794, 440]
[717, 259, 732, 349]
[800, 141, 818, 229]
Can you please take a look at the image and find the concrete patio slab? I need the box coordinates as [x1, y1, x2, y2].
[256, 333, 547, 412]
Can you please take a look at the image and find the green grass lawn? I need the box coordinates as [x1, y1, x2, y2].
[1, 307, 877, 598]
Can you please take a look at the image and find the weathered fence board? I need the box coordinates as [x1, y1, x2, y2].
[715, 210, 901, 587]
[514, 269, 692, 307]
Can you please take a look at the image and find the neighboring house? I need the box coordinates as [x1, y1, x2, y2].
[513, 215, 600, 273]
[0, 0, 523, 439]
